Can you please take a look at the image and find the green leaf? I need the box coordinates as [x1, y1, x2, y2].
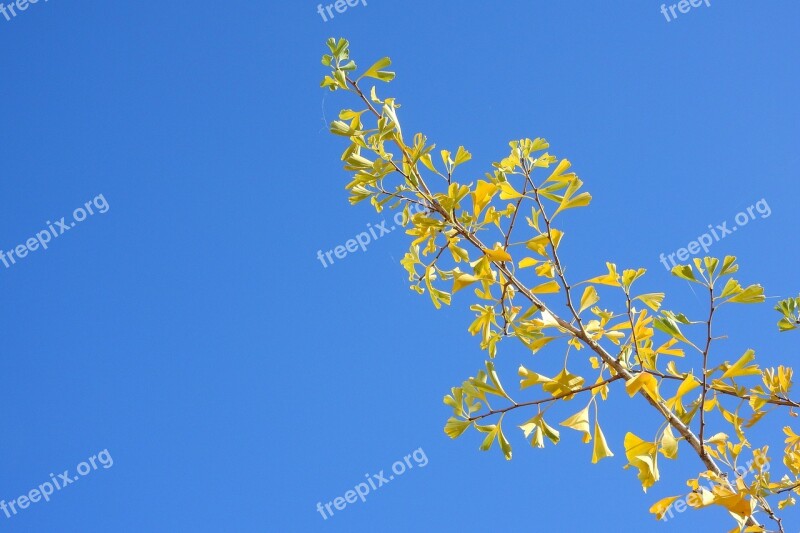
[671, 264, 697, 283]
[720, 255, 738, 275]
[444, 417, 471, 439]
[359, 57, 396, 82]
[654, 315, 692, 345]
[622, 268, 646, 291]
[497, 425, 513, 460]
[635, 293, 664, 312]
[719, 278, 743, 298]
[477, 424, 496, 450]
[727, 284, 765, 304]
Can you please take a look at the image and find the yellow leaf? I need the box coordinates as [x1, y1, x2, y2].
[625, 372, 661, 400]
[711, 485, 753, 517]
[554, 178, 592, 216]
[543, 158, 576, 184]
[720, 349, 761, 380]
[655, 338, 684, 357]
[585, 262, 620, 287]
[635, 293, 665, 312]
[498, 181, 524, 200]
[525, 335, 556, 353]
[705, 432, 729, 446]
[471, 180, 497, 218]
[535, 261, 555, 278]
[686, 487, 715, 509]
[624, 432, 659, 492]
[649, 496, 680, 520]
[592, 420, 614, 463]
[532, 280, 561, 294]
[778, 495, 795, 510]
[542, 368, 585, 397]
[526, 234, 550, 256]
[518, 366, 552, 389]
[660, 426, 679, 459]
[560, 405, 592, 443]
[485, 246, 512, 262]
[518, 257, 539, 269]
[452, 272, 479, 293]
[624, 432, 659, 491]
[579, 286, 599, 313]
[666, 374, 700, 410]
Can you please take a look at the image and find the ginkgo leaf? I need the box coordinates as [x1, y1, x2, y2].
[560, 405, 592, 443]
[520, 414, 560, 448]
[553, 178, 591, 216]
[532, 280, 561, 294]
[498, 181, 524, 200]
[472, 180, 498, 217]
[497, 425, 513, 460]
[626, 372, 661, 400]
[711, 485, 753, 518]
[671, 265, 696, 282]
[542, 368, 585, 397]
[728, 284, 766, 304]
[720, 349, 761, 380]
[778, 495, 796, 510]
[666, 374, 700, 410]
[454, 146, 471, 166]
[452, 272, 479, 293]
[621, 268, 647, 291]
[359, 57, 396, 82]
[649, 496, 681, 520]
[720, 278, 743, 298]
[444, 417, 471, 439]
[518, 366, 552, 389]
[635, 293, 665, 312]
[592, 420, 614, 463]
[543, 159, 576, 184]
[654, 315, 692, 345]
[720, 255, 738, 275]
[535, 261, 555, 279]
[705, 432, 728, 446]
[580, 286, 600, 313]
[585, 263, 620, 287]
[655, 338, 684, 357]
[477, 424, 498, 452]
[518, 257, 539, 269]
[660, 426, 679, 459]
[524, 335, 556, 353]
[485, 246, 512, 262]
[624, 432, 659, 491]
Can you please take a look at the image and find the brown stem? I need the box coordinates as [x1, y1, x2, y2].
[699, 285, 716, 456]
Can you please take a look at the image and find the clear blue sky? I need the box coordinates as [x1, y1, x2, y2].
[1, 1, 798, 531]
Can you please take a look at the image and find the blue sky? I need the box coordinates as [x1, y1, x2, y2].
[1, 1, 798, 531]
